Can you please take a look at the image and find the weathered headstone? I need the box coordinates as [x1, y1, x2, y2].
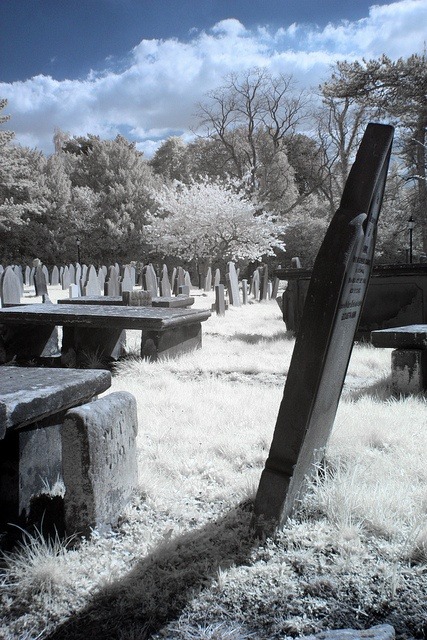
[226, 262, 241, 307]
[0, 266, 22, 306]
[174, 266, 185, 295]
[51, 265, 60, 286]
[12, 265, 24, 294]
[120, 266, 133, 294]
[69, 283, 80, 298]
[253, 123, 394, 534]
[61, 265, 71, 290]
[34, 266, 48, 297]
[81, 264, 88, 287]
[170, 267, 177, 294]
[160, 264, 172, 297]
[84, 265, 101, 296]
[291, 256, 302, 269]
[42, 264, 50, 286]
[259, 265, 269, 301]
[69, 263, 76, 285]
[97, 267, 106, 292]
[251, 269, 260, 300]
[184, 270, 192, 288]
[242, 278, 248, 305]
[215, 284, 226, 316]
[25, 265, 31, 286]
[144, 264, 158, 297]
[214, 268, 221, 288]
[272, 276, 280, 299]
[104, 266, 120, 296]
[204, 267, 212, 292]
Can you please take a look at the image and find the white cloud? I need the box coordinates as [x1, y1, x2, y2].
[1, 1, 426, 156]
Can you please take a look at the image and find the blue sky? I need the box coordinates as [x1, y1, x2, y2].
[1, 0, 426, 155]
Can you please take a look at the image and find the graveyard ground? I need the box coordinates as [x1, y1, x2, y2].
[1, 285, 426, 639]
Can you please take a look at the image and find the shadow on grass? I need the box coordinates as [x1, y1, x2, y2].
[347, 376, 394, 401]
[229, 330, 294, 345]
[46, 501, 258, 640]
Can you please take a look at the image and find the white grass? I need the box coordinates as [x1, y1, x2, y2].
[1, 285, 426, 639]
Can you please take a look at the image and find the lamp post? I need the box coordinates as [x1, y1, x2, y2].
[76, 237, 81, 264]
[407, 217, 415, 264]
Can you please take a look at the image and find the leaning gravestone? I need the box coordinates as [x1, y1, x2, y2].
[251, 269, 260, 300]
[160, 264, 172, 297]
[253, 123, 394, 534]
[34, 266, 48, 297]
[226, 262, 241, 307]
[204, 267, 212, 292]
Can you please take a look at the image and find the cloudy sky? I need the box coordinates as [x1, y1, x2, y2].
[1, 0, 426, 156]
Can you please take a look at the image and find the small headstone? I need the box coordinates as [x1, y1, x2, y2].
[171, 267, 177, 293]
[84, 265, 101, 296]
[253, 123, 394, 533]
[101, 265, 108, 276]
[144, 264, 158, 297]
[242, 279, 248, 305]
[251, 269, 260, 300]
[214, 268, 221, 288]
[226, 262, 240, 307]
[120, 266, 133, 294]
[69, 284, 80, 298]
[42, 264, 50, 286]
[204, 267, 212, 292]
[51, 265, 60, 286]
[25, 266, 31, 286]
[259, 265, 269, 301]
[61, 266, 71, 290]
[272, 276, 280, 299]
[174, 266, 185, 295]
[104, 266, 120, 296]
[97, 268, 106, 292]
[184, 270, 192, 288]
[160, 265, 172, 297]
[130, 265, 136, 287]
[215, 284, 226, 316]
[122, 290, 152, 306]
[81, 264, 88, 285]
[34, 266, 48, 297]
[291, 256, 302, 269]
[179, 284, 190, 296]
[12, 265, 24, 294]
[0, 266, 22, 306]
[69, 263, 76, 285]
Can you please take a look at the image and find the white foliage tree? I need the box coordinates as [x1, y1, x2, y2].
[146, 178, 286, 263]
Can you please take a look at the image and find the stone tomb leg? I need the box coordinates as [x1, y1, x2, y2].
[140, 322, 202, 361]
[253, 123, 395, 534]
[61, 326, 126, 367]
[0, 323, 60, 365]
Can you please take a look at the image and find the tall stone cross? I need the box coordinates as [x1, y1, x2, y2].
[253, 123, 394, 534]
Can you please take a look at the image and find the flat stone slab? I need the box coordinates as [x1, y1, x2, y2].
[0, 304, 210, 330]
[371, 324, 427, 349]
[299, 624, 395, 640]
[58, 295, 195, 308]
[0, 367, 111, 437]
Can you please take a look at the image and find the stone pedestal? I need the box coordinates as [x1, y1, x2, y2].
[391, 348, 427, 394]
[62, 392, 139, 536]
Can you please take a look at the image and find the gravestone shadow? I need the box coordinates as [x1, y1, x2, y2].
[45, 501, 257, 640]
[230, 330, 294, 344]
